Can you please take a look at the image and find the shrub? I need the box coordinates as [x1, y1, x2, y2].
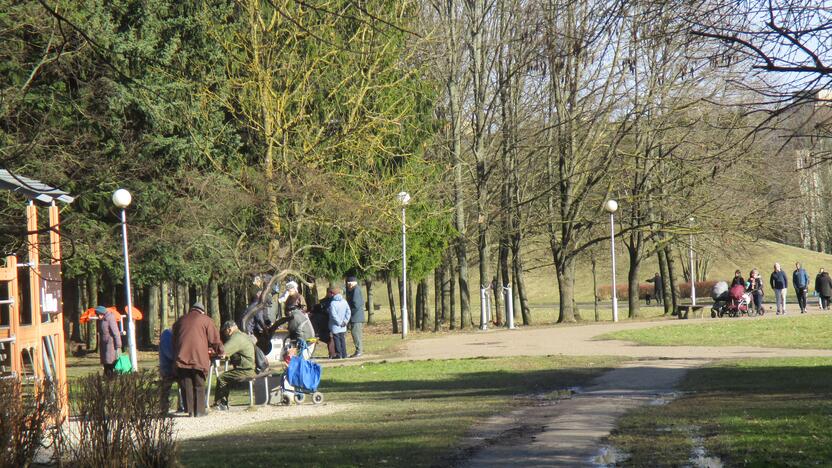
[596, 280, 719, 302]
[59, 370, 177, 467]
[0, 378, 61, 467]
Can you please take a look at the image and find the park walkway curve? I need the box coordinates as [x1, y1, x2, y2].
[397, 316, 832, 467]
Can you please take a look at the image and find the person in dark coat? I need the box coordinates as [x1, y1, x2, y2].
[645, 273, 663, 305]
[815, 269, 832, 310]
[793, 262, 810, 314]
[770, 263, 788, 315]
[158, 328, 181, 414]
[747, 269, 764, 314]
[172, 302, 223, 417]
[311, 289, 336, 358]
[730, 270, 745, 288]
[95, 306, 121, 378]
[345, 276, 365, 358]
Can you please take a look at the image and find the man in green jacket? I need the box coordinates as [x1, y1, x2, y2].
[213, 321, 257, 411]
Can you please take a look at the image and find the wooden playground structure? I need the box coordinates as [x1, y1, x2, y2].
[0, 170, 73, 412]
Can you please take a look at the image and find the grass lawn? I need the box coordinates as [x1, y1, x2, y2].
[598, 314, 832, 349]
[178, 355, 623, 467]
[609, 357, 832, 466]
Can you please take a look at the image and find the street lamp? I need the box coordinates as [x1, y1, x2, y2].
[604, 199, 619, 323]
[689, 217, 696, 306]
[397, 191, 411, 339]
[113, 188, 138, 370]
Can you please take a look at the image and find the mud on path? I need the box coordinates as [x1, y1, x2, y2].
[400, 318, 832, 467]
[452, 359, 705, 467]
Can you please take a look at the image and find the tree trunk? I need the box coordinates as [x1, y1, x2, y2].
[414, 281, 422, 330]
[657, 247, 672, 315]
[365, 279, 374, 325]
[592, 258, 599, 321]
[421, 280, 428, 330]
[555, 257, 578, 323]
[457, 240, 470, 329]
[146, 284, 159, 345]
[569, 259, 582, 321]
[86, 273, 98, 351]
[449, 253, 457, 330]
[627, 245, 641, 318]
[386, 274, 398, 334]
[664, 245, 679, 313]
[160, 281, 170, 331]
[434, 268, 442, 332]
[511, 240, 531, 325]
[209, 275, 221, 330]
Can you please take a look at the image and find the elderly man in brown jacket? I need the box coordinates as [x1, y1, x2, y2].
[172, 302, 223, 417]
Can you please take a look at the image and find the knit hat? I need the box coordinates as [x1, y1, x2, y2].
[345, 276, 357, 283]
[94, 305, 107, 315]
[191, 301, 206, 313]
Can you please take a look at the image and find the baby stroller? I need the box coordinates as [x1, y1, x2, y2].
[712, 282, 750, 318]
[273, 339, 324, 405]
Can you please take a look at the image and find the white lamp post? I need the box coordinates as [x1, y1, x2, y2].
[689, 217, 696, 306]
[604, 200, 619, 323]
[113, 189, 138, 370]
[397, 191, 411, 339]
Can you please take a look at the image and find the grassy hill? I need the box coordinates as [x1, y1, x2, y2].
[368, 240, 832, 325]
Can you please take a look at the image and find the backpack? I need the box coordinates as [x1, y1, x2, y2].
[254, 344, 269, 374]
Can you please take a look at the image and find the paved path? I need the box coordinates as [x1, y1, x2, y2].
[400, 316, 832, 467]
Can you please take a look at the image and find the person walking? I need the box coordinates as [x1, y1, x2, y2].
[770, 263, 788, 315]
[95, 306, 121, 378]
[730, 270, 745, 288]
[793, 262, 810, 314]
[816, 269, 832, 311]
[327, 287, 351, 359]
[172, 302, 223, 417]
[747, 269, 764, 315]
[213, 321, 257, 411]
[345, 276, 365, 358]
[158, 328, 179, 414]
[646, 273, 663, 305]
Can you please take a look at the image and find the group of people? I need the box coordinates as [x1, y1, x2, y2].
[729, 262, 832, 315]
[145, 275, 367, 416]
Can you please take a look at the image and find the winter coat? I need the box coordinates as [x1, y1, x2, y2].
[346, 284, 365, 323]
[223, 330, 256, 371]
[159, 328, 175, 378]
[730, 276, 745, 288]
[275, 309, 316, 342]
[328, 294, 351, 334]
[793, 268, 809, 289]
[770, 270, 788, 290]
[816, 272, 832, 297]
[98, 311, 122, 365]
[172, 310, 224, 375]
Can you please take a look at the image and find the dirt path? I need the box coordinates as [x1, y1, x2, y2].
[396, 317, 832, 467]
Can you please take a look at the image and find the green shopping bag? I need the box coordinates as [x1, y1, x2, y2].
[114, 353, 133, 374]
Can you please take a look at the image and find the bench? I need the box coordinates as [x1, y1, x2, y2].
[242, 370, 282, 406]
[676, 304, 706, 319]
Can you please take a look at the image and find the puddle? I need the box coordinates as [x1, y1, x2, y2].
[590, 445, 629, 466]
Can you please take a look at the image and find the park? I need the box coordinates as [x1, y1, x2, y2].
[2, 0, 832, 467]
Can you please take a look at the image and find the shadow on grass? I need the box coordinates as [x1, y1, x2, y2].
[611, 360, 832, 467]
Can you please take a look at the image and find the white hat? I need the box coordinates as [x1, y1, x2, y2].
[286, 280, 298, 291]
